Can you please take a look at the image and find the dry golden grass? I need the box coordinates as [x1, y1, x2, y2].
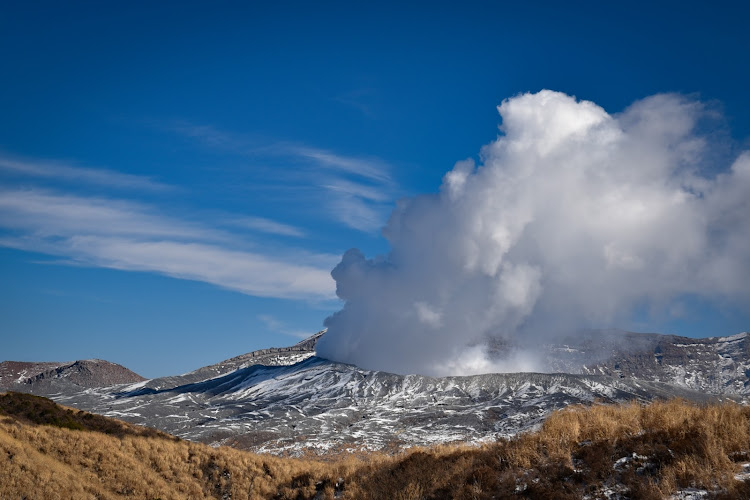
[340, 400, 750, 499]
[0, 392, 351, 499]
[2, 392, 750, 499]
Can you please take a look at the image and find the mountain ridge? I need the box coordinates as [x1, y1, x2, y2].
[3, 329, 748, 455]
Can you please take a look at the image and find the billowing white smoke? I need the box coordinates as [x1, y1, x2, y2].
[316, 90, 750, 376]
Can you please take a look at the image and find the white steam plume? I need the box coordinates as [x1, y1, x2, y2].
[316, 90, 750, 376]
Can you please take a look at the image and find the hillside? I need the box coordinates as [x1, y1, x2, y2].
[2, 392, 750, 499]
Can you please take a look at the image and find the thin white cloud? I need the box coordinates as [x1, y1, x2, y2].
[327, 194, 387, 233]
[257, 314, 313, 339]
[0, 189, 216, 241]
[3, 235, 335, 300]
[169, 122, 242, 150]
[286, 145, 393, 184]
[165, 123, 398, 233]
[0, 188, 336, 301]
[320, 178, 395, 231]
[282, 145, 396, 232]
[322, 178, 392, 202]
[332, 88, 378, 118]
[225, 216, 306, 238]
[0, 155, 172, 191]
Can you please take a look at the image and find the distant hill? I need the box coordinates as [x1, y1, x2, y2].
[0, 359, 146, 390]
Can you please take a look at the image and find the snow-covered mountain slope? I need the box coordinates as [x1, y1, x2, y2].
[540, 330, 750, 395]
[5, 330, 748, 455]
[52, 357, 718, 455]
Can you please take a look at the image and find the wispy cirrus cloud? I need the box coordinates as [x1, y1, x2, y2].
[320, 179, 392, 232]
[224, 216, 306, 238]
[173, 121, 392, 183]
[0, 155, 172, 191]
[322, 178, 392, 202]
[0, 189, 215, 240]
[332, 87, 379, 118]
[276, 143, 398, 232]
[257, 314, 314, 339]
[285, 144, 393, 184]
[0, 188, 336, 300]
[3, 234, 336, 300]
[166, 122, 398, 233]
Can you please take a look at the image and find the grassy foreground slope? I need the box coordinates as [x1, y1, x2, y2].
[2, 392, 750, 499]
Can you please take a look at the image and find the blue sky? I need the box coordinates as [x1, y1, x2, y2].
[1, 1, 749, 378]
